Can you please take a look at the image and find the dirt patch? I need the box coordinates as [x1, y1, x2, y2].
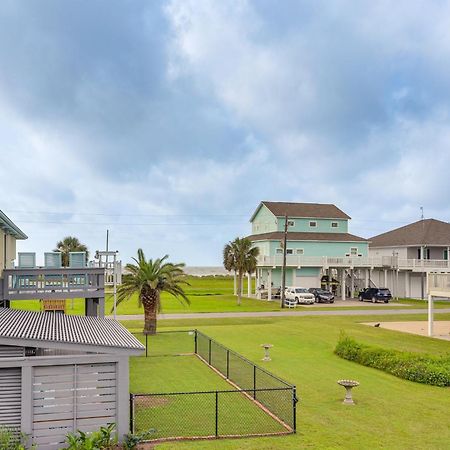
[363, 321, 450, 341]
[135, 396, 170, 408]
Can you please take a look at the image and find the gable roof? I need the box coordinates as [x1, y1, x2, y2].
[0, 308, 144, 355]
[370, 219, 450, 247]
[250, 201, 350, 222]
[248, 231, 367, 243]
[0, 210, 27, 240]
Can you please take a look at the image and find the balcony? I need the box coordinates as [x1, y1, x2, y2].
[0, 267, 105, 301]
[257, 255, 450, 272]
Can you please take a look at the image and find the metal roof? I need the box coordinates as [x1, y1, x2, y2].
[0, 210, 27, 240]
[0, 308, 144, 355]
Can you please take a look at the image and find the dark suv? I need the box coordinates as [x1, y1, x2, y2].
[358, 288, 392, 303]
[308, 288, 335, 303]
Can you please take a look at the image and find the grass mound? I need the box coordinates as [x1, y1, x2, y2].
[335, 333, 450, 387]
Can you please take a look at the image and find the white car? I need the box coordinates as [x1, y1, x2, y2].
[285, 287, 316, 304]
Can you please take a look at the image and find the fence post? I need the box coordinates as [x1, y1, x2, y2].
[292, 386, 298, 433]
[253, 365, 256, 399]
[194, 329, 198, 354]
[226, 350, 229, 379]
[208, 338, 212, 365]
[129, 393, 134, 433]
[215, 391, 219, 437]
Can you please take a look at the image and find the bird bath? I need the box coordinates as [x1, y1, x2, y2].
[261, 344, 273, 361]
[337, 379, 359, 404]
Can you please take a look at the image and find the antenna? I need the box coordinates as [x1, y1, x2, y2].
[420, 206, 424, 220]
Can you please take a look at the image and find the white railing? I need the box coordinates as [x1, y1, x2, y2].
[428, 273, 450, 295]
[257, 255, 450, 271]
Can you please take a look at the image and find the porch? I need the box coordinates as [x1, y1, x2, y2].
[0, 267, 105, 317]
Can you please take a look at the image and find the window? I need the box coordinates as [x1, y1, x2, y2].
[286, 249, 294, 255]
[444, 249, 448, 260]
[296, 248, 304, 255]
[418, 248, 430, 259]
[276, 248, 283, 254]
[309, 221, 317, 228]
[350, 247, 358, 256]
[287, 220, 295, 227]
[254, 224, 259, 231]
[331, 222, 339, 228]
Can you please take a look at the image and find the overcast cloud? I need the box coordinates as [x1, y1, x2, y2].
[1, 0, 449, 265]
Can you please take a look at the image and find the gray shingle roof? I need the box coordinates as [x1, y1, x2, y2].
[251, 201, 351, 221]
[370, 219, 450, 247]
[0, 308, 144, 355]
[248, 231, 367, 242]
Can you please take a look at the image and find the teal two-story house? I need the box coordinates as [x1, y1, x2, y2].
[248, 201, 369, 297]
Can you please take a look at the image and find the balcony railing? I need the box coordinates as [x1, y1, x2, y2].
[257, 255, 450, 271]
[1, 267, 105, 300]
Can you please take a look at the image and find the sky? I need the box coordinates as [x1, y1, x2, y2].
[1, 0, 450, 266]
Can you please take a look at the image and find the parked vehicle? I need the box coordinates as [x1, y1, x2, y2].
[285, 287, 315, 304]
[358, 287, 392, 303]
[308, 288, 335, 303]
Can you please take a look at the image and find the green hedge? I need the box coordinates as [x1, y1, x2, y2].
[334, 334, 450, 387]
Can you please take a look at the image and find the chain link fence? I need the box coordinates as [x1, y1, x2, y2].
[130, 330, 297, 442]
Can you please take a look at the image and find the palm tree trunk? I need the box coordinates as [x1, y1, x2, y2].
[142, 289, 159, 335]
[237, 270, 243, 306]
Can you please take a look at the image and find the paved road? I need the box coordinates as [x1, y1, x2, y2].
[111, 308, 450, 321]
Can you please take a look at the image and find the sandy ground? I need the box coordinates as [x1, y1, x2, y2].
[363, 321, 450, 341]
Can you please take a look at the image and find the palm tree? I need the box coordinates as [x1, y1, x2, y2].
[117, 249, 189, 334]
[223, 237, 259, 305]
[54, 236, 89, 267]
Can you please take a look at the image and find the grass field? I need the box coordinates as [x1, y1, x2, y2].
[10, 275, 450, 316]
[123, 312, 450, 449]
[129, 333, 288, 439]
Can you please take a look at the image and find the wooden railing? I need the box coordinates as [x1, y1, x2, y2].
[1, 267, 105, 300]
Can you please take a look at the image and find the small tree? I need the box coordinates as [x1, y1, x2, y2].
[54, 236, 89, 267]
[223, 237, 259, 305]
[117, 249, 189, 334]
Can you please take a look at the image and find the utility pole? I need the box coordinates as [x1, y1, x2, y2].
[280, 213, 289, 308]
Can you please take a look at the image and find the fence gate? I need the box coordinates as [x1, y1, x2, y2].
[0, 367, 21, 428]
[32, 363, 117, 450]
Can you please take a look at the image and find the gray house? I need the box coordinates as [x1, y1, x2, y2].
[0, 308, 144, 449]
[369, 219, 450, 298]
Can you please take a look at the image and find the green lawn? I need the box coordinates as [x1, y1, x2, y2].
[129, 336, 287, 439]
[123, 312, 450, 449]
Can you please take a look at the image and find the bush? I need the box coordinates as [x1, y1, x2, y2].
[335, 333, 450, 387]
[0, 427, 35, 450]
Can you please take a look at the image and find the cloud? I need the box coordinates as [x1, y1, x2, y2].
[1, 1, 450, 263]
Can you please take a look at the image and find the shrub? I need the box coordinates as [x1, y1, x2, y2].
[0, 427, 35, 450]
[64, 423, 117, 449]
[335, 333, 450, 387]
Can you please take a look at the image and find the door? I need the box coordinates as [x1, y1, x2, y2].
[32, 362, 117, 449]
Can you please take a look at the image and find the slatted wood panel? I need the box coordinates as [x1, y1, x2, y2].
[0, 345, 25, 358]
[0, 368, 21, 427]
[32, 362, 117, 450]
